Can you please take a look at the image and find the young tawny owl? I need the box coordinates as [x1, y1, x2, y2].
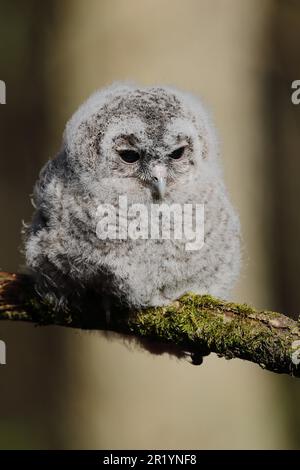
[24, 83, 241, 313]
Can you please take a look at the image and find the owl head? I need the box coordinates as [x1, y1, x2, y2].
[63, 83, 220, 202]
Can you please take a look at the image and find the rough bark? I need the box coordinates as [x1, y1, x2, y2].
[0, 271, 300, 377]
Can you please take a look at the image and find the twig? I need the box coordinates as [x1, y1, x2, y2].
[0, 271, 300, 377]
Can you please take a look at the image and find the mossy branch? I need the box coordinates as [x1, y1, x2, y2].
[1, 271, 300, 377]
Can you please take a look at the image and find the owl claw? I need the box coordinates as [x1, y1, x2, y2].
[190, 352, 204, 366]
[183, 351, 205, 365]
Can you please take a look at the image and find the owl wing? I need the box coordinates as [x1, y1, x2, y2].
[28, 149, 67, 236]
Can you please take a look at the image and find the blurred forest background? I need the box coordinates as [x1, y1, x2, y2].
[0, 0, 300, 449]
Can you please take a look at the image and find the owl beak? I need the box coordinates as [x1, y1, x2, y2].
[152, 177, 166, 199]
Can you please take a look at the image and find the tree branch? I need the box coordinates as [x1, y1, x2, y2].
[1, 271, 300, 377]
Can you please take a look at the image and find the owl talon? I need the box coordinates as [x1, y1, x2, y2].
[182, 350, 204, 365]
[190, 352, 204, 366]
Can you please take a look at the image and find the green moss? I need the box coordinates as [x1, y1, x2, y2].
[127, 292, 298, 375]
[1, 276, 300, 377]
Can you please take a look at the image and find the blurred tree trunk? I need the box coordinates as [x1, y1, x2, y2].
[0, 0, 66, 449]
[266, 0, 300, 450]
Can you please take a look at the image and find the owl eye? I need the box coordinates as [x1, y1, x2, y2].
[169, 146, 186, 160]
[118, 149, 140, 164]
